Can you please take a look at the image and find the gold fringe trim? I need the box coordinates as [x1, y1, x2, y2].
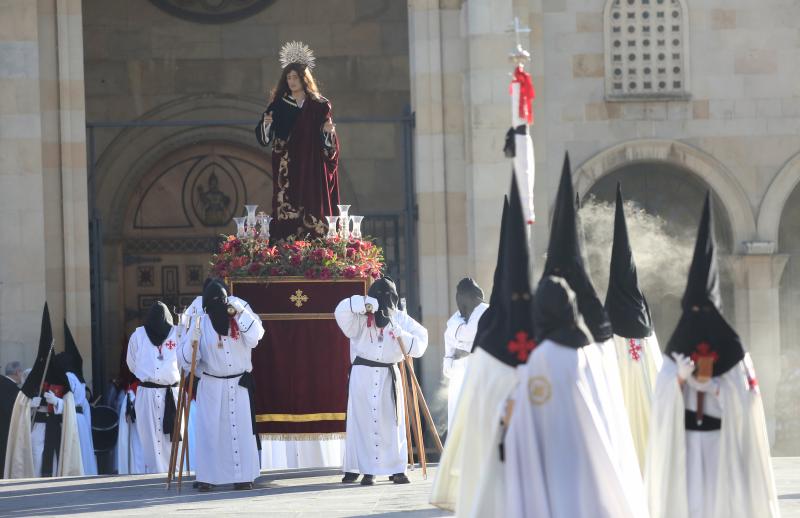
[256, 412, 346, 423]
[259, 432, 346, 441]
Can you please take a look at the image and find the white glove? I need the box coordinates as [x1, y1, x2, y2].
[44, 391, 64, 415]
[127, 390, 136, 403]
[686, 375, 720, 395]
[30, 396, 42, 408]
[363, 296, 379, 314]
[230, 299, 246, 315]
[443, 357, 454, 378]
[671, 352, 694, 381]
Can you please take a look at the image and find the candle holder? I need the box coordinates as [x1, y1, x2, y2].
[350, 215, 364, 240]
[326, 215, 340, 239]
[337, 204, 351, 240]
[258, 213, 272, 240]
[245, 204, 258, 227]
[233, 216, 246, 239]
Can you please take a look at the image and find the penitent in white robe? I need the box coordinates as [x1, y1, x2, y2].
[66, 372, 98, 475]
[444, 303, 489, 432]
[430, 347, 518, 515]
[127, 326, 181, 474]
[4, 391, 83, 478]
[504, 340, 649, 518]
[335, 296, 428, 477]
[612, 333, 662, 471]
[179, 303, 265, 485]
[645, 354, 779, 518]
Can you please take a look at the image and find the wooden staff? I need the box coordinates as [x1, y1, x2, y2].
[397, 361, 414, 465]
[176, 315, 201, 493]
[165, 371, 186, 487]
[405, 359, 443, 452]
[395, 336, 426, 478]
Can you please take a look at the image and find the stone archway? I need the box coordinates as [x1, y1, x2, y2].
[574, 139, 756, 250]
[758, 150, 800, 248]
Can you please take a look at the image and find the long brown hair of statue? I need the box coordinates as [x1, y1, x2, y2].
[270, 63, 321, 103]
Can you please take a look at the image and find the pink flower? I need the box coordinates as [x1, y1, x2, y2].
[269, 267, 282, 276]
[343, 266, 358, 279]
[248, 262, 262, 275]
[304, 268, 318, 279]
[320, 267, 332, 280]
[290, 254, 302, 266]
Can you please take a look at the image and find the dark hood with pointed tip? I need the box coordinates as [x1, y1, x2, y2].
[472, 173, 537, 366]
[56, 322, 85, 384]
[535, 276, 592, 348]
[21, 303, 70, 398]
[604, 183, 653, 339]
[541, 153, 613, 343]
[144, 301, 173, 346]
[665, 192, 744, 376]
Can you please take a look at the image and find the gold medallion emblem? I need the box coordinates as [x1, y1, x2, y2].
[528, 376, 552, 405]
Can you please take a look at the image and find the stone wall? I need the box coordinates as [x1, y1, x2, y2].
[0, 0, 91, 377]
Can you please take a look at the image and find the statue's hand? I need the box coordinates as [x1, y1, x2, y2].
[323, 119, 335, 133]
[263, 112, 273, 125]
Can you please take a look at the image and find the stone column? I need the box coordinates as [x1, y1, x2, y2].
[0, 0, 91, 379]
[728, 252, 789, 443]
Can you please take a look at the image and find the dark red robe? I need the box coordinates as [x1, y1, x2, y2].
[256, 94, 340, 241]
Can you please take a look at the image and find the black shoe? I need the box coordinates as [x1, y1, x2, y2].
[196, 482, 213, 492]
[341, 472, 360, 484]
[233, 482, 253, 490]
[360, 474, 375, 486]
[192, 481, 199, 489]
[392, 473, 410, 484]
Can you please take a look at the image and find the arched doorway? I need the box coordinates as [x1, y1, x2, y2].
[582, 161, 736, 344]
[119, 141, 272, 339]
[775, 183, 800, 454]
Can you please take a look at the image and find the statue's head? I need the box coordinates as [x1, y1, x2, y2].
[208, 171, 219, 189]
[274, 62, 320, 101]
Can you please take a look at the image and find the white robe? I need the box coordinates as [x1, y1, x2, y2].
[645, 354, 779, 518]
[4, 391, 83, 478]
[430, 347, 518, 515]
[127, 326, 182, 474]
[66, 372, 98, 475]
[179, 302, 265, 485]
[444, 303, 489, 432]
[612, 333, 662, 471]
[335, 296, 428, 476]
[504, 340, 648, 518]
[115, 388, 144, 475]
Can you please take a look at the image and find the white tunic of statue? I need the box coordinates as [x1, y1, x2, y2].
[645, 354, 779, 518]
[179, 305, 265, 485]
[504, 339, 649, 518]
[66, 371, 98, 475]
[443, 303, 489, 431]
[127, 326, 181, 474]
[612, 332, 662, 470]
[335, 295, 428, 476]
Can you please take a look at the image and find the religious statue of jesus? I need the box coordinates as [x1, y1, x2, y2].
[255, 41, 340, 241]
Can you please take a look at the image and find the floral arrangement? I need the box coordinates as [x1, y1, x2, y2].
[210, 235, 384, 280]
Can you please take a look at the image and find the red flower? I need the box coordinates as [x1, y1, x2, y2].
[304, 268, 318, 279]
[269, 267, 282, 276]
[290, 254, 302, 266]
[320, 267, 332, 280]
[343, 266, 358, 278]
[248, 262, 262, 275]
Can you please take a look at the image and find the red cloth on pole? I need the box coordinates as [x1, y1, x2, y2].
[511, 66, 536, 124]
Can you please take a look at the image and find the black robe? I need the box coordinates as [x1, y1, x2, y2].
[0, 376, 19, 478]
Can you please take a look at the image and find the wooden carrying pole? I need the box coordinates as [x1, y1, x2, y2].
[165, 371, 186, 488]
[176, 316, 201, 493]
[397, 361, 414, 465]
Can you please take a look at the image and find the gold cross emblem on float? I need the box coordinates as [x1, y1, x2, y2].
[290, 289, 309, 308]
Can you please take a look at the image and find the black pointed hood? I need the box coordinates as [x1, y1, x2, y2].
[368, 277, 399, 328]
[473, 174, 537, 366]
[605, 184, 653, 339]
[144, 301, 173, 346]
[472, 196, 508, 353]
[665, 192, 744, 377]
[203, 281, 231, 336]
[56, 322, 85, 383]
[21, 304, 70, 398]
[541, 153, 612, 342]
